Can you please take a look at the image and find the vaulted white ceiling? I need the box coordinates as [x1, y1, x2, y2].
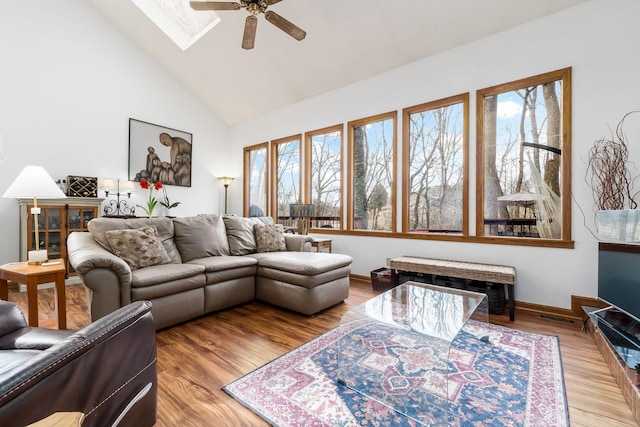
[88, 0, 588, 126]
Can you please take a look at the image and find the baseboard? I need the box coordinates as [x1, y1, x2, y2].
[349, 274, 370, 286]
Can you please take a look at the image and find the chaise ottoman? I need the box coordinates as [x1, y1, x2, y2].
[248, 251, 353, 315]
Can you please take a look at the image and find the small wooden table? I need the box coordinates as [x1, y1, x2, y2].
[0, 259, 67, 329]
[311, 238, 332, 253]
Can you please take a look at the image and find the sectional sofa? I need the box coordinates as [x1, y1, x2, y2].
[67, 215, 352, 329]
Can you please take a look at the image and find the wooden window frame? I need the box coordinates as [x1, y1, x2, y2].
[402, 93, 469, 236]
[347, 111, 397, 234]
[304, 124, 344, 232]
[476, 67, 573, 248]
[270, 134, 302, 222]
[243, 142, 269, 217]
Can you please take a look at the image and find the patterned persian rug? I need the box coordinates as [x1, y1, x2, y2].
[223, 320, 569, 426]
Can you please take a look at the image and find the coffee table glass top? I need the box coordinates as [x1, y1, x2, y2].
[336, 282, 488, 426]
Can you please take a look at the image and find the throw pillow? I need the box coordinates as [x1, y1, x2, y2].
[106, 225, 171, 270]
[172, 214, 230, 262]
[254, 224, 287, 253]
[88, 217, 181, 263]
[223, 216, 274, 255]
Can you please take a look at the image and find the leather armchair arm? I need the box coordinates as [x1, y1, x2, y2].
[0, 301, 157, 427]
[0, 300, 27, 338]
[68, 232, 132, 285]
[67, 232, 133, 319]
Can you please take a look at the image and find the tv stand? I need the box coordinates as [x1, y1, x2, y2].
[584, 306, 640, 423]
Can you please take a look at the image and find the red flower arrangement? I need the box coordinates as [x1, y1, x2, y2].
[137, 179, 163, 217]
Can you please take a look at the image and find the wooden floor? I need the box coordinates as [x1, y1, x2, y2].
[7, 282, 638, 426]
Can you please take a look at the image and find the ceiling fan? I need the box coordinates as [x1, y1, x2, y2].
[190, 0, 306, 50]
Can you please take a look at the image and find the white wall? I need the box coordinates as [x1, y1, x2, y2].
[0, 1, 233, 264]
[230, 0, 640, 309]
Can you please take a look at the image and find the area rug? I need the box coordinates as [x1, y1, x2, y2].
[223, 319, 569, 426]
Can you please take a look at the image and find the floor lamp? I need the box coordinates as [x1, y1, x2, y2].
[218, 176, 234, 214]
[2, 166, 66, 264]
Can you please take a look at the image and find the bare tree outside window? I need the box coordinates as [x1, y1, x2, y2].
[307, 125, 342, 229]
[348, 112, 396, 232]
[477, 68, 571, 241]
[272, 136, 301, 223]
[403, 94, 468, 234]
[243, 143, 268, 217]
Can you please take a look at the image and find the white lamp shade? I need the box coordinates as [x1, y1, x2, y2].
[122, 180, 136, 191]
[100, 178, 115, 190]
[2, 166, 66, 199]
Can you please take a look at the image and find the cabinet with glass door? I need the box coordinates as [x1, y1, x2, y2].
[18, 197, 103, 276]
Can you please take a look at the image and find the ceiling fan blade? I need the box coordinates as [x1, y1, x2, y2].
[266, 0, 283, 5]
[264, 11, 306, 41]
[190, 1, 241, 11]
[242, 15, 258, 50]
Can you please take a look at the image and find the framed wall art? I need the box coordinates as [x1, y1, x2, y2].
[128, 118, 193, 187]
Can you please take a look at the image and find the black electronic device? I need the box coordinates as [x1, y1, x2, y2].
[598, 242, 640, 322]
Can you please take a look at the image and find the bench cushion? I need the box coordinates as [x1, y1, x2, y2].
[390, 256, 515, 284]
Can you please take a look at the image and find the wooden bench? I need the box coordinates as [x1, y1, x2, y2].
[389, 256, 516, 321]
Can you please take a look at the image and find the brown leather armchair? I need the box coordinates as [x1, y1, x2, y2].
[0, 300, 157, 426]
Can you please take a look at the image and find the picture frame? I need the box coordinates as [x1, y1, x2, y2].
[128, 118, 193, 187]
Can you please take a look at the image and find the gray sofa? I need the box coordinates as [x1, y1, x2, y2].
[67, 215, 352, 329]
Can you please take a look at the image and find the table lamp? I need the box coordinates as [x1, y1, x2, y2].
[290, 203, 315, 235]
[2, 165, 66, 264]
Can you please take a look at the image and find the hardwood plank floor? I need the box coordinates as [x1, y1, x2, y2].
[7, 282, 638, 426]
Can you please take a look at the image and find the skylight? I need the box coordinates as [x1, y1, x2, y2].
[131, 0, 221, 50]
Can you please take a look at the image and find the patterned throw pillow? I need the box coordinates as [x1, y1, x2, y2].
[254, 224, 287, 253]
[106, 225, 171, 270]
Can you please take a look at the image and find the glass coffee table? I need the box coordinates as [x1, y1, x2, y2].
[336, 282, 488, 426]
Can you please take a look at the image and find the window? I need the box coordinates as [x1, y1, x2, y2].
[305, 125, 343, 230]
[402, 94, 469, 235]
[476, 68, 572, 244]
[243, 143, 268, 217]
[347, 112, 397, 232]
[271, 135, 301, 224]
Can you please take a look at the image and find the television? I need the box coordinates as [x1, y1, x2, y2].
[597, 242, 640, 371]
[598, 242, 640, 322]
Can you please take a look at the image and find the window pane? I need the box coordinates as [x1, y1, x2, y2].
[406, 101, 465, 233]
[274, 138, 300, 221]
[479, 68, 570, 240]
[246, 145, 267, 217]
[309, 128, 342, 229]
[352, 116, 395, 231]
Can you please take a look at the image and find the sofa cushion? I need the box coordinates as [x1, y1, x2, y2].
[248, 252, 353, 275]
[223, 216, 274, 255]
[106, 226, 171, 270]
[131, 263, 205, 288]
[88, 217, 182, 264]
[172, 214, 230, 261]
[254, 224, 287, 253]
[187, 255, 257, 272]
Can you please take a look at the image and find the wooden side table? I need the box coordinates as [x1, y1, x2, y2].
[0, 259, 67, 329]
[311, 238, 332, 253]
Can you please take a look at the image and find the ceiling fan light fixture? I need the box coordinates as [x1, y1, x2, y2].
[190, 0, 306, 49]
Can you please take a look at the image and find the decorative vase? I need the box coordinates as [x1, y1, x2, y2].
[596, 209, 640, 242]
